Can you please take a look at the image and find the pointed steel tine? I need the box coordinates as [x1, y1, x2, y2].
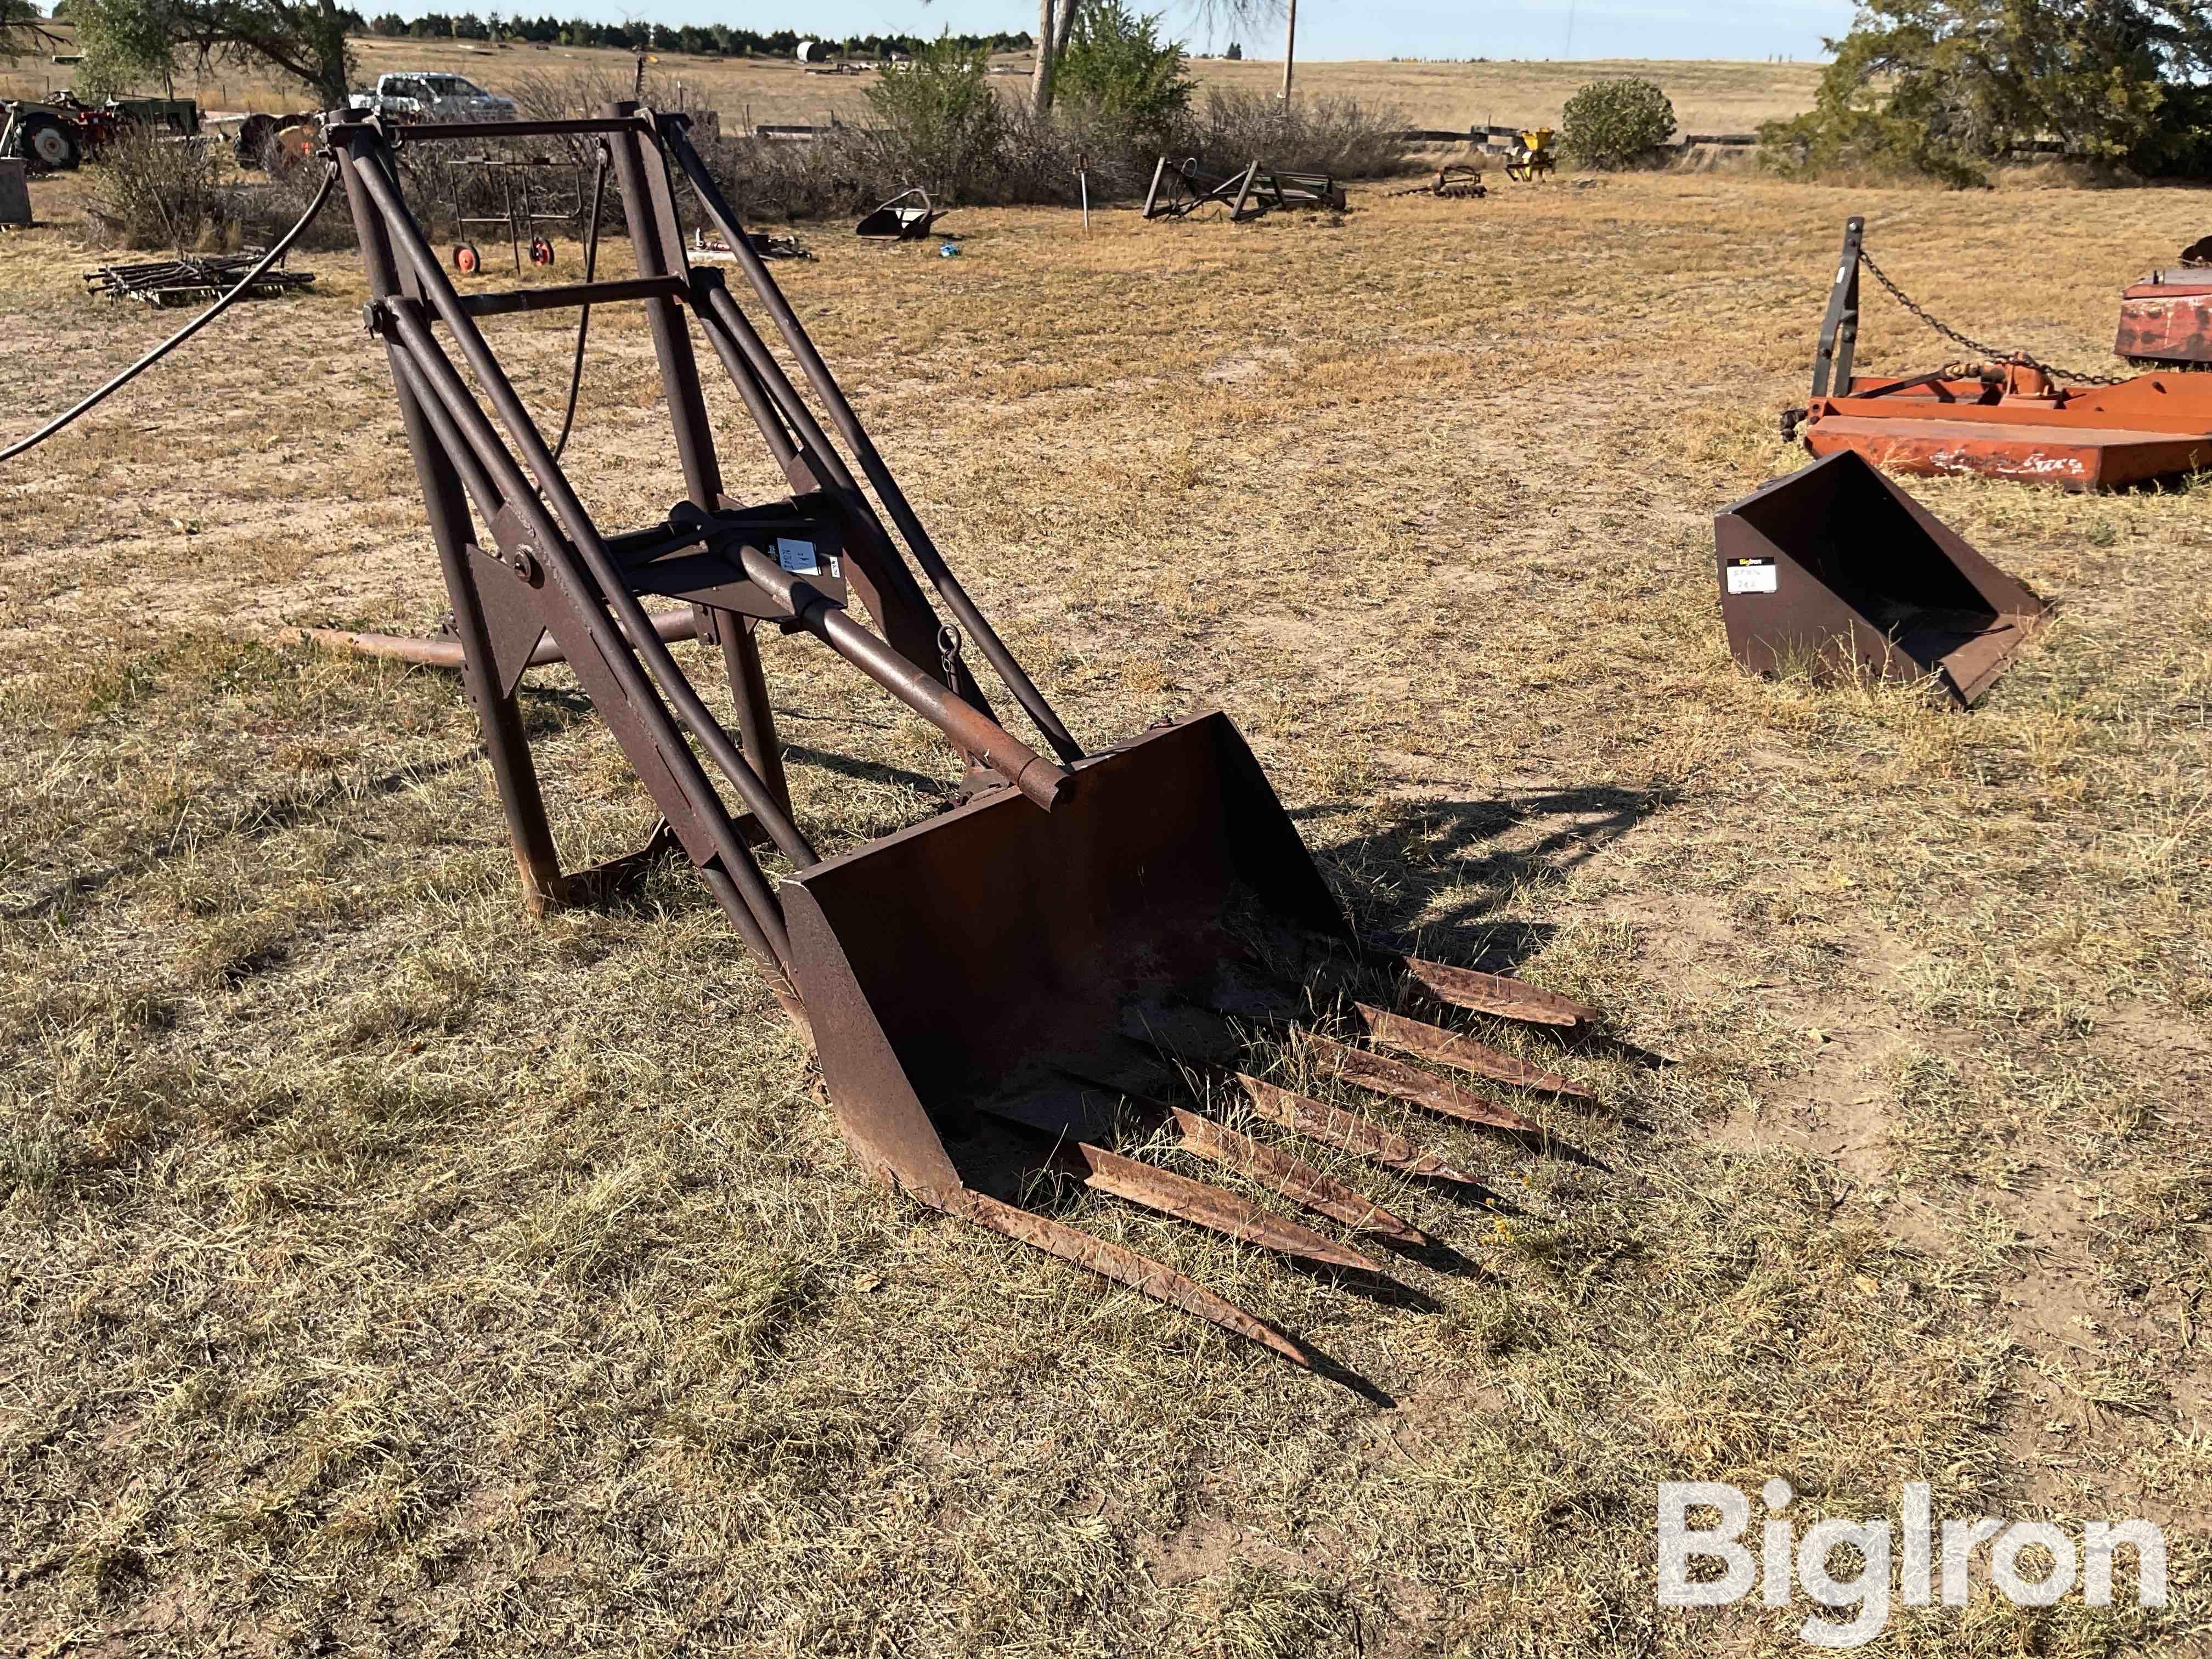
[1398, 954, 1596, 1029]
[1065, 1142, 1384, 1276]
[1355, 1003, 1593, 1099]
[939, 1187, 1316, 1369]
[1232, 1074, 1491, 1188]
[1165, 1105, 1431, 1246]
[1304, 1032, 1544, 1135]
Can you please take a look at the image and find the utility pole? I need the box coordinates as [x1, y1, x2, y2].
[1280, 0, 1296, 98]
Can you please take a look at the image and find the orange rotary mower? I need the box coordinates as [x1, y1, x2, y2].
[1789, 216, 2212, 490]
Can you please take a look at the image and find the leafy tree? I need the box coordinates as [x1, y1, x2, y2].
[1759, 0, 2212, 184]
[1559, 76, 1676, 167]
[1057, 0, 1192, 132]
[72, 0, 356, 104]
[864, 33, 1006, 199]
[2, 0, 63, 62]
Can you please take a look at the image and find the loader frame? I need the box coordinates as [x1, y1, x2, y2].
[334, 105, 1602, 1372]
[332, 103, 1081, 995]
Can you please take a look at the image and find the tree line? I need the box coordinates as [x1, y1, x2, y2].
[36, 2, 1031, 61]
[358, 15, 1034, 59]
[1763, 0, 2212, 183]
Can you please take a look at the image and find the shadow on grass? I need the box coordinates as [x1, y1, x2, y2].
[1, 749, 492, 924]
[780, 742, 952, 798]
[1297, 783, 1672, 970]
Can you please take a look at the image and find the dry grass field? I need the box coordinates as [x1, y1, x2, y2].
[1, 141, 2208, 1655]
[0, 31, 1828, 134]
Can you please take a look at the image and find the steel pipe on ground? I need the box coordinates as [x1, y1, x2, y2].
[288, 607, 702, 670]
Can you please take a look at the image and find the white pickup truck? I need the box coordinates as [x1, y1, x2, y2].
[351, 72, 517, 122]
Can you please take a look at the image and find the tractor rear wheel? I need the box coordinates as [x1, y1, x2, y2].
[234, 113, 274, 170]
[20, 113, 80, 171]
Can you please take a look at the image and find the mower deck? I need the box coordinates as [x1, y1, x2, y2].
[1802, 370, 2212, 490]
[1795, 216, 2212, 490]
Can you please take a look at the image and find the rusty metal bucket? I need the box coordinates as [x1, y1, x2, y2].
[1715, 450, 2050, 707]
[788, 713, 1346, 1192]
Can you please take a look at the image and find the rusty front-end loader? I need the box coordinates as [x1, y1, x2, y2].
[332, 105, 1595, 1369]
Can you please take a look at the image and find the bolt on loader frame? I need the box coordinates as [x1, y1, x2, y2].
[333, 103, 1598, 1369]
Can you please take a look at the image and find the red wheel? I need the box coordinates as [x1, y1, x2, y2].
[528, 237, 555, 267]
[452, 242, 481, 275]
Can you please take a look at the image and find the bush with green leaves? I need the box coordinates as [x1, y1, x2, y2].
[1057, 0, 1193, 137]
[1559, 77, 1677, 168]
[861, 35, 1008, 202]
[1757, 0, 2212, 186]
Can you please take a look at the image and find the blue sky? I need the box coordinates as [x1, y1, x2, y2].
[450, 1, 1861, 63]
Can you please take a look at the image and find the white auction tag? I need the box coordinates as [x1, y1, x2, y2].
[1725, 557, 1778, 595]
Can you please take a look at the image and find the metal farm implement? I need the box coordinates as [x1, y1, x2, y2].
[1387, 165, 1486, 200]
[1791, 216, 2212, 490]
[332, 105, 1593, 1369]
[441, 150, 584, 275]
[1142, 156, 1346, 222]
[84, 249, 315, 307]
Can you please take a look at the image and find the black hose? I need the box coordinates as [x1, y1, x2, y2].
[549, 144, 608, 462]
[0, 164, 340, 466]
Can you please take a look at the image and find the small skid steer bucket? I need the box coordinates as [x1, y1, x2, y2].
[1716, 450, 2050, 707]
[331, 104, 1599, 1371]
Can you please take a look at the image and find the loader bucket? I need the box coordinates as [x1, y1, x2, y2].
[782, 712, 1351, 1199]
[856, 187, 943, 240]
[1715, 450, 2050, 707]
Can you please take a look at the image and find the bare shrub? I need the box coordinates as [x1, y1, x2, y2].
[1182, 89, 1411, 179]
[81, 128, 235, 251]
[684, 128, 875, 224]
[232, 159, 360, 253]
[334, 63, 1412, 238]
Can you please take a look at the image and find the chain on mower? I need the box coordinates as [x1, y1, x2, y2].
[1857, 249, 2131, 387]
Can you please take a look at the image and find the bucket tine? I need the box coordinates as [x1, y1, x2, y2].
[1397, 955, 1596, 1029]
[940, 1187, 1316, 1368]
[1353, 1003, 1593, 1099]
[1165, 1105, 1431, 1246]
[1232, 1074, 1493, 1189]
[1060, 1142, 1384, 1276]
[1305, 1034, 1543, 1135]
